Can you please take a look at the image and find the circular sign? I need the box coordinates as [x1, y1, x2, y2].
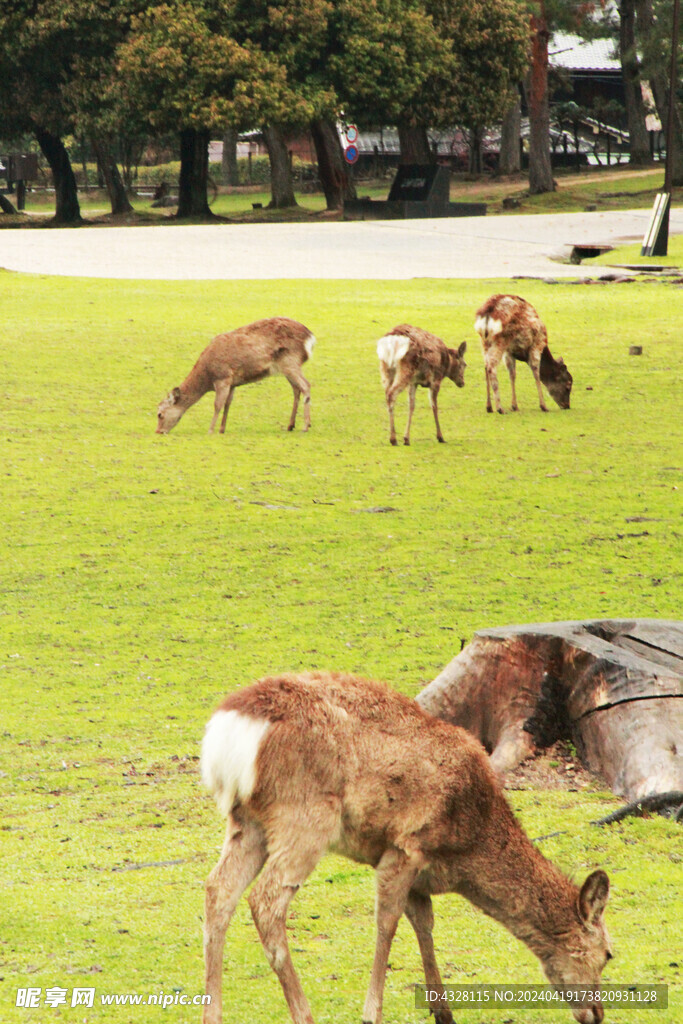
[345, 125, 359, 144]
[344, 144, 359, 165]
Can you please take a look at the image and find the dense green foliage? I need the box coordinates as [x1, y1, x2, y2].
[0, 0, 529, 154]
[1, 271, 681, 1022]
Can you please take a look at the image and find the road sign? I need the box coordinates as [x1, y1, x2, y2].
[344, 144, 359, 165]
[641, 192, 671, 256]
[345, 125, 359, 144]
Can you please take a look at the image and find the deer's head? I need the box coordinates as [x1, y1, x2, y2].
[540, 348, 573, 408]
[447, 341, 467, 387]
[541, 870, 612, 1024]
[156, 387, 185, 433]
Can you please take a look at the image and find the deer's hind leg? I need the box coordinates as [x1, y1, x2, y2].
[483, 347, 505, 414]
[504, 352, 519, 412]
[384, 363, 413, 446]
[203, 814, 267, 1024]
[248, 804, 339, 1024]
[404, 382, 418, 445]
[405, 890, 454, 1024]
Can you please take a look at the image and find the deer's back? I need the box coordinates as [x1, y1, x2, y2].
[199, 317, 311, 383]
[220, 672, 497, 865]
[475, 295, 547, 360]
[386, 324, 450, 382]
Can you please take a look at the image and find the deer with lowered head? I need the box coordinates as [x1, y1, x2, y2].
[156, 317, 315, 435]
[200, 672, 612, 1024]
[475, 294, 572, 413]
[377, 325, 467, 444]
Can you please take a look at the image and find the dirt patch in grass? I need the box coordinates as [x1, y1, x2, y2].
[505, 740, 609, 792]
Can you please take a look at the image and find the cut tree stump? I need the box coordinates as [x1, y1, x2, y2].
[416, 619, 683, 802]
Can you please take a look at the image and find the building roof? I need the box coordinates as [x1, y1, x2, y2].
[549, 32, 620, 72]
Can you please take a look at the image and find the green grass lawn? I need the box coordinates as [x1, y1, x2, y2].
[585, 234, 683, 268]
[4, 164, 680, 223]
[1, 273, 681, 1023]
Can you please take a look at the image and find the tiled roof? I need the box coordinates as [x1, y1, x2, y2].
[549, 32, 620, 72]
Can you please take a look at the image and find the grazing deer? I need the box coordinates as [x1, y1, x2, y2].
[377, 325, 467, 445]
[201, 672, 612, 1024]
[156, 317, 315, 435]
[475, 294, 572, 413]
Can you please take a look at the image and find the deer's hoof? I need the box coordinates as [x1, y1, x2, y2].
[390, 438, 398, 446]
[497, 408, 505, 415]
[437, 436, 445, 443]
[403, 438, 410, 446]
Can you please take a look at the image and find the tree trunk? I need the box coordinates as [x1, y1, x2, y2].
[636, 0, 683, 185]
[498, 90, 522, 174]
[620, 0, 652, 166]
[92, 136, 134, 215]
[310, 118, 357, 210]
[262, 125, 297, 208]
[397, 124, 433, 164]
[221, 127, 239, 186]
[468, 127, 483, 174]
[177, 127, 214, 219]
[34, 126, 81, 224]
[416, 619, 683, 803]
[0, 193, 18, 214]
[527, 7, 555, 194]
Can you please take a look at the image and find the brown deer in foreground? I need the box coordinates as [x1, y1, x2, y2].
[475, 294, 573, 413]
[156, 317, 315, 435]
[377, 325, 467, 444]
[200, 672, 612, 1024]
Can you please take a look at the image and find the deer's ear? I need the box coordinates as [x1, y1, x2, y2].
[171, 387, 182, 403]
[458, 341, 467, 357]
[578, 870, 609, 925]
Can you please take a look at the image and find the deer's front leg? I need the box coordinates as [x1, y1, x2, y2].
[219, 385, 236, 433]
[428, 382, 445, 442]
[405, 891, 454, 1024]
[362, 847, 424, 1024]
[210, 379, 233, 433]
[529, 355, 549, 412]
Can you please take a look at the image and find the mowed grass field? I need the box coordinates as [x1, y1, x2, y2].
[1, 270, 681, 1024]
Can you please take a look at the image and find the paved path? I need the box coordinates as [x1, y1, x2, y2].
[1, 208, 681, 279]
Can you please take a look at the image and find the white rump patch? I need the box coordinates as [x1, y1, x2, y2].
[200, 709, 270, 817]
[377, 333, 410, 368]
[474, 316, 503, 338]
[304, 333, 316, 359]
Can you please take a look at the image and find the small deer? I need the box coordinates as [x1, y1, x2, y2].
[475, 294, 572, 413]
[156, 317, 315, 435]
[201, 672, 612, 1024]
[377, 325, 467, 445]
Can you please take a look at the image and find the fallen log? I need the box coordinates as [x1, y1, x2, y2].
[591, 791, 683, 826]
[416, 619, 683, 803]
